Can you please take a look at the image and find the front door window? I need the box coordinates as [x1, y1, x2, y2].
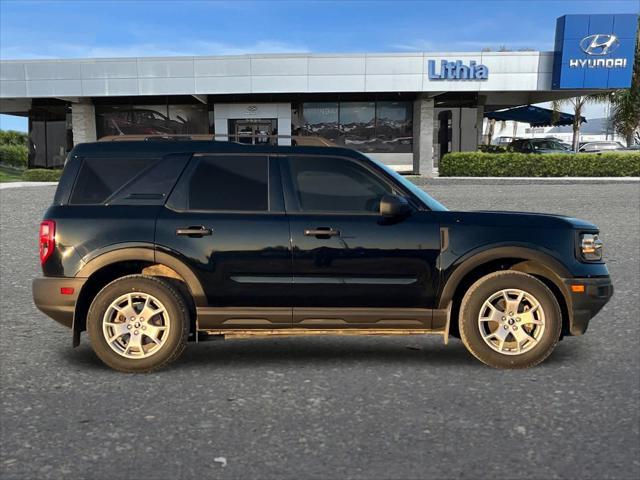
[286, 155, 392, 213]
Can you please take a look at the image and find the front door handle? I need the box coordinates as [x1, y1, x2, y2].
[176, 226, 212, 237]
[304, 227, 340, 239]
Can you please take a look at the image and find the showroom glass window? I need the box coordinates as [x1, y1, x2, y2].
[300, 103, 340, 142]
[375, 102, 413, 153]
[287, 156, 392, 213]
[340, 102, 376, 151]
[28, 103, 72, 169]
[95, 101, 208, 139]
[300, 101, 412, 153]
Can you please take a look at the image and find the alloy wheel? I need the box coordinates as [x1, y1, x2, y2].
[102, 292, 171, 359]
[477, 288, 546, 355]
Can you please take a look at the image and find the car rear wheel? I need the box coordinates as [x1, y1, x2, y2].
[459, 271, 562, 368]
[87, 275, 189, 372]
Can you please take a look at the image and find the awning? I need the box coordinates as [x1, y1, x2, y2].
[484, 105, 586, 127]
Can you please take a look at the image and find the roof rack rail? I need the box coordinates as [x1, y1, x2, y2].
[98, 133, 338, 147]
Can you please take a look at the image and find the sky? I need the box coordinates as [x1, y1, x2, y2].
[1, 0, 638, 131]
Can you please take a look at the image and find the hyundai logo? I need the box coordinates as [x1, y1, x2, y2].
[580, 34, 620, 56]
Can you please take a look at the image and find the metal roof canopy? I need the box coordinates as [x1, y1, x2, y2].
[484, 105, 586, 127]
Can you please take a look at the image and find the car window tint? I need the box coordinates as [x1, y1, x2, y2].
[186, 155, 268, 211]
[70, 157, 156, 204]
[288, 156, 391, 213]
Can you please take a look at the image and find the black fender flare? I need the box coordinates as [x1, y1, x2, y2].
[72, 246, 207, 346]
[75, 246, 207, 306]
[437, 245, 572, 310]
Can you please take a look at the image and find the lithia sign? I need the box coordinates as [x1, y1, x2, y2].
[427, 60, 489, 80]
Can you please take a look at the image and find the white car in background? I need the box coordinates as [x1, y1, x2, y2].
[578, 141, 625, 153]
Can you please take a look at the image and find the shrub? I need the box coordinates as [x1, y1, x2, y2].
[477, 144, 507, 153]
[0, 130, 28, 146]
[0, 144, 28, 168]
[439, 152, 640, 177]
[22, 169, 62, 182]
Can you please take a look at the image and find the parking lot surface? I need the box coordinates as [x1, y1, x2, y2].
[1, 181, 639, 480]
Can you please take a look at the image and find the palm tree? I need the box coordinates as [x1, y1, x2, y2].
[608, 19, 640, 147]
[609, 89, 640, 147]
[551, 94, 610, 151]
[484, 118, 495, 145]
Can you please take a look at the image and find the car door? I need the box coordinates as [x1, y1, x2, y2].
[281, 154, 441, 328]
[155, 153, 293, 329]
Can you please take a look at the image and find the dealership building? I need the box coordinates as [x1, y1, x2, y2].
[0, 13, 637, 175]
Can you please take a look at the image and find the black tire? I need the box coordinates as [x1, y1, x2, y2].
[86, 275, 189, 373]
[459, 271, 562, 369]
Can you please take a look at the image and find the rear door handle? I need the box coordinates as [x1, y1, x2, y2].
[176, 226, 212, 237]
[304, 227, 340, 238]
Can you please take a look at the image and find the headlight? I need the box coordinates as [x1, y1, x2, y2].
[580, 233, 603, 261]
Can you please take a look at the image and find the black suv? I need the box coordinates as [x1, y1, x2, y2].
[33, 141, 613, 372]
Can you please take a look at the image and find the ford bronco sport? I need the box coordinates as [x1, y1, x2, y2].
[33, 141, 613, 372]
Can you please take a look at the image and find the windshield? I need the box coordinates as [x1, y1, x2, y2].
[532, 139, 567, 150]
[366, 155, 448, 211]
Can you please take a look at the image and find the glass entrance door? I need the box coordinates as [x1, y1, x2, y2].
[235, 122, 254, 144]
[229, 119, 277, 145]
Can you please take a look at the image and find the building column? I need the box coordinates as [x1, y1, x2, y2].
[71, 100, 97, 144]
[276, 103, 291, 146]
[476, 104, 485, 145]
[412, 97, 434, 177]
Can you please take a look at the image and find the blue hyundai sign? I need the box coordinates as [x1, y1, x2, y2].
[553, 14, 638, 89]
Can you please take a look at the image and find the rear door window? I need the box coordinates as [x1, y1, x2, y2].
[168, 155, 269, 211]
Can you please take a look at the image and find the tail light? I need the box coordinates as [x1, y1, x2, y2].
[39, 220, 55, 265]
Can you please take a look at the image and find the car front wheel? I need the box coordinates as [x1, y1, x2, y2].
[87, 275, 189, 372]
[459, 271, 562, 368]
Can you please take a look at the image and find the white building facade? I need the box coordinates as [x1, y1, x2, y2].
[1, 14, 637, 174]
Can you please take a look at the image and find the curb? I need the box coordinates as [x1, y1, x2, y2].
[0, 182, 59, 190]
[413, 177, 640, 185]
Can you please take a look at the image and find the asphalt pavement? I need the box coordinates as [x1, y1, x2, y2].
[1, 181, 639, 480]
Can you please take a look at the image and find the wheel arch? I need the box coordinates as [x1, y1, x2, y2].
[439, 246, 572, 338]
[72, 247, 206, 346]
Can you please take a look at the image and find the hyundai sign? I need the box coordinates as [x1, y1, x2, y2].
[553, 14, 638, 89]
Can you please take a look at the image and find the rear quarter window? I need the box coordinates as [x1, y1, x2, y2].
[69, 157, 156, 204]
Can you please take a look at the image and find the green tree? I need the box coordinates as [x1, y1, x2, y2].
[608, 18, 640, 147]
[0, 130, 28, 147]
[0, 130, 29, 168]
[552, 94, 610, 151]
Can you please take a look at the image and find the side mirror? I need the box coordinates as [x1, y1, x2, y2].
[380, 194, 411, 218]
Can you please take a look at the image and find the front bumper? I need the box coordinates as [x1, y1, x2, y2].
[32, 277, 86, 328]
[563, 276, 613, 335]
